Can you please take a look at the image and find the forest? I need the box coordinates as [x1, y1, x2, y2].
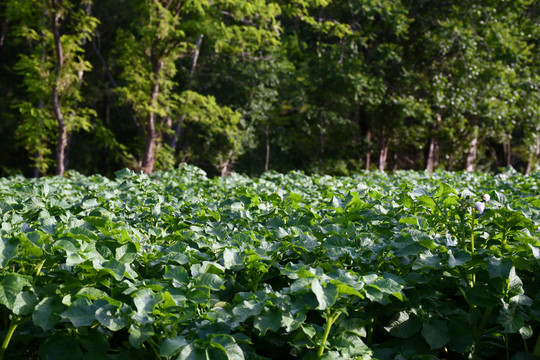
[0, 0, 539, 178]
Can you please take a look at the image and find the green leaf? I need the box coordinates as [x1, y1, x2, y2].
[194, 273, 225, 291]
[232, 299, 265, 322]
[210, 335, 245, 360]
[160, 336, 189, 357]
[311, 279, 337, 310]
[466, 285, 500, 307]
[384, 311, 422, 338]
[254, 308, 282, 335]
[33, 297, 64, 331]
[95, 304, 129, 331]
[115, 168, 135, 179]
[60, 298, 98, 327]
[38, 332, 83, 360]
[116, 243, 138, 263]
[0, 237, 18, 267]
[435, 183, 456, 198]
[498, 304, 525, 333]
[12, 291, 39, 316]
[422, 319, 450, 349]
[0, 272, 32, 309]
[129, 322, 154, 348]
[133, 288, 163, 324]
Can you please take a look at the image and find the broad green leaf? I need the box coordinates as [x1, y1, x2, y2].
[422, 319, 450, 349]
[95, 304, 129, 331]
[12, 291, 39, 316]
[160, 336, 188, 357]
[435, 183, 456, 198]
[129, 322, 154, 348]
[116, 243, 138, 263]
[465, 285, 499, 307]
[38, 332, 83, 360]
[311, 279, 337, 310]
[210, 335, 245, 360]
[194, 273, 225, 291]
[164, 265, 189, 284]
[384, 311, 422, 339]
[0, 237, 18, 267]
[232, 299, 265, 322]
[508, 267, 524, 297]
[254, 308, 282, 335]
[0, 273, 32, 309]
[498, 304, 525, 333]
[60, 297, 97, 327]
[330, 332, 371, 357]
[33, 297, 64, 331]
[412, 251, 441, 270]
[133, 288, 163, 324]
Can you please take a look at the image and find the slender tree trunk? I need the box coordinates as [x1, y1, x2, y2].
[51, 5, 67, 176]
[378, 128, 389, 171]
[315, 109, 324, 161]
[264, 120, 270, 172]
[365, 128, 371, 170]
[465, 127, 478, 172]
[503, 140, 511, 167]
[525, 136, 540, 175]
[141, 77, 161, 174]
[171, 34, 203, 153]
[0, 15, 7, 61]
[426, 113, 441, 173]
[220, 150, 234, 177]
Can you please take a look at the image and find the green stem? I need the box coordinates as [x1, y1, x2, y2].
[34, 258, 46, 277]
[478, 306, 492, 336]
[505, 333, 509, 360]
[317, 310, 341, 359]
[469, 214, 476, 287]
[0, 316, 20, 360]
[366, 317, 374, 346]
[533, 332, 540, 357]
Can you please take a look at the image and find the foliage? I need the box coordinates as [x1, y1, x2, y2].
[0, 166, 539, 359]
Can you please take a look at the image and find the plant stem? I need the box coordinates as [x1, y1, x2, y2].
[469, 214, 476, 287]
[317, 310, 341, 359]
[533, 332, 540, 357]
[34, 258, 46, 277]
[0, 316, 20, 360]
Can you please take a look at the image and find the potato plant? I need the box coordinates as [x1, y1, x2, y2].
[0, 166, 539, 359]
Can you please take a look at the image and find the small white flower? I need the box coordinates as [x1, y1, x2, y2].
[475, 201, 485, 213]
[482, 194, 490, 202]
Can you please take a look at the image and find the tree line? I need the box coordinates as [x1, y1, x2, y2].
[0, 0, 539, 177]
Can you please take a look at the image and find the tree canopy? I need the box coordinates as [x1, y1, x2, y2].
[0, 0, 538, 177]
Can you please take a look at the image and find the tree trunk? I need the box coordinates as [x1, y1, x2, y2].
[141, 79, 160, 174]
[315, 109, 324, 161]
[141, 53, 163, 174]
[465, 127, 478, 172]
[525, 136, 540, 175]
[378, 128, 389, 171]
[426, 113, 441, 173]
[365, 127, 371, 170]
[220, 150, 234, 177]
[0, 14, 7, 61]
[264, 120, 270, 172]
[171, 34, 203, 153]
[51, 5, 67, 176]
[503, 140, 511, 167]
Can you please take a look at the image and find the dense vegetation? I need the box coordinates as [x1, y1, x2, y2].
[0, 0, 539, 177]
[0, 166, 539, 359]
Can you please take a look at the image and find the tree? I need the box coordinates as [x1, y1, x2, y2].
[116, 0, 281, 174]
[8, 0, 98, 176]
